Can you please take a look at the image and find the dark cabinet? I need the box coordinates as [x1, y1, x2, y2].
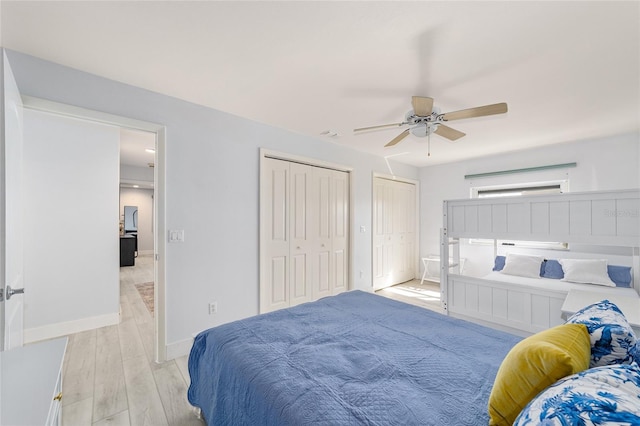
[120, 235, 136, 267]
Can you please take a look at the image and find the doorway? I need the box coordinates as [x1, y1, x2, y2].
[21, 96, 167, 362]
[118, 128, 157, 361]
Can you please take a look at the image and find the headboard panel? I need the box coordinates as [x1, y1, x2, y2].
[444, 189, 640, 247]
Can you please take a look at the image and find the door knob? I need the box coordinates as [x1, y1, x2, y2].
[6, 285, 24, 300]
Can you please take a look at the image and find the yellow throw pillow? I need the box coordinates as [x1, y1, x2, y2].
[488, 323, 590, 426]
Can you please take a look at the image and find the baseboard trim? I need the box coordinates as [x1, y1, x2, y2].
[165, 337, 195, 360]
[24, 312, 120, 344]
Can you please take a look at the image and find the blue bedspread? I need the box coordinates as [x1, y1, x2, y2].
[188, 290, 521, 425]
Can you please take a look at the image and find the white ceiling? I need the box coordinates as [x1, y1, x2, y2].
[3, 1, 639, 167]
[119, 128, 156, 168]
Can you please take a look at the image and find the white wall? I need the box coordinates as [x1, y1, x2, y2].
[120, 164, 153, 185]
[22, 108, 120, 341]
[6, 50, 419, 355]
[119, 187, 154, 254]
[419, 133, 640, 278]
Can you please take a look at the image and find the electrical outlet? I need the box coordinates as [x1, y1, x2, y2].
[208, 302, 217, 315]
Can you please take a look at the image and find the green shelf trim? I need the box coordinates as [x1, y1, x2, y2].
[464, 162, 577, 180]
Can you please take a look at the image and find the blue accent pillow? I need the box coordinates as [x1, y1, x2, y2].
[608, 265, 632, 288]
[514, 364, 640, 425]
[566, 300, 637, 368]
[542, 259, 564, 279]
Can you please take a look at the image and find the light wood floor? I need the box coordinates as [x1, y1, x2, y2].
[61, 254, 204, 426]
[375, 279, 445, 314]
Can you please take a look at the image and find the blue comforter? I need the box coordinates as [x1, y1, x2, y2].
[188, 290, 520, 425]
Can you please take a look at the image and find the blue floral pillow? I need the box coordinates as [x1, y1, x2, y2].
[566, 300, 637, 368]
[514, 364, 640, 425]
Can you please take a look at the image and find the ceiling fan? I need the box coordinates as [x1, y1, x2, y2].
[354, 96, 508, 156]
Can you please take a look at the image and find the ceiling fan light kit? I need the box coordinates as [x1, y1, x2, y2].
[354, 96, 508, 157]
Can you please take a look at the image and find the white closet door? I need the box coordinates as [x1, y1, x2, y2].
[372, 177, 416, 290]
[331, 170, 349, 295]
[262, 158, 350, 313]
[373, 180, 390, 290]
[394, 181, 416, 283]
[312, 167, 332, 300]
[261, 158, 290, 313]
[289, 162, 314, 306]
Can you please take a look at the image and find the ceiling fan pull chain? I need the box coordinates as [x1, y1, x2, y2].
[428, 132, 431, 157]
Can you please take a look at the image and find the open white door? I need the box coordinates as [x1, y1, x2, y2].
[1, 50, 25, 351]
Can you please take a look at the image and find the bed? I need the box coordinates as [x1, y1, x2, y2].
[188, 290, 521, 425]
[441, 189, 640, 336]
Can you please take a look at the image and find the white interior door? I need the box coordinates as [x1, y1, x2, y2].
[372, 177, 417, 290]
[1, 51, 25, 350]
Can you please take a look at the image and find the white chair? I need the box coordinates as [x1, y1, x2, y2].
[421, 256, 466, 284]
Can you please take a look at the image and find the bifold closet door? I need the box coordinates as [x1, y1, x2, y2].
[290, 163, 350, 303]
[263, 158, 290, 312]
[373, 177, 416, 290]
[289, 162, 314, 306]
[373, 180, 393, 290]
[393, 180, 416, 284]
[331, 169, 349, 296]
[262, 158, 349, 313]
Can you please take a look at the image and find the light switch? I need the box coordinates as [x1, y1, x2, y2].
[169, 229, 185, 243]
[360, 225, 366, 233]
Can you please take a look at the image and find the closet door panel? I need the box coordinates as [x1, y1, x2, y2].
[393, 182, 408, 280]
[289, 163, 312, 305]
[332, 170, 349, 294]
[372, 181, 388, 289]
[334, 249, 347, 294]
[313, 167, 332, 300]
[270, 256, 287, 304]
[406, 183, 417, 281]
[291, 170, 308, 242]
[291, 253, 308, 305]
[396, 182, 416, 282]
[262, 158, 290, 312]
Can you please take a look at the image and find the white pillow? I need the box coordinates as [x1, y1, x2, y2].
[500, 253, 543, 278]
[559, 259, 616, 287]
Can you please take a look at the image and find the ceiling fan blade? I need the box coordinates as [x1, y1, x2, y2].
[354, 122, 404, 133]
[412, 96, 434, 117]
[385, 129, 410, 147]
[434, 124, 466, 141]
[442, 102, 508, 121]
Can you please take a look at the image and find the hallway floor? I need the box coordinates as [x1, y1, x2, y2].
[60, 255, 203, 425]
